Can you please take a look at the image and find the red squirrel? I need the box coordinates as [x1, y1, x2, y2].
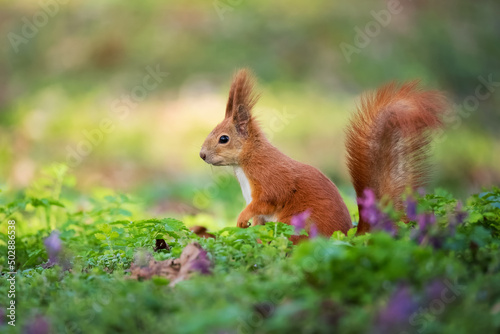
[200, 69, 447, 236]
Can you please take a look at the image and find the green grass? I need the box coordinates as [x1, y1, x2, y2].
[1, 164, 500, 333]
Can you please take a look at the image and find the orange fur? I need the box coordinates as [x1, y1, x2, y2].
[346, 81, 447, 234]
[200, 70, 447, 238]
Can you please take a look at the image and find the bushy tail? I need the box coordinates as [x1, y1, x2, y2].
[345, 81, 448, 235]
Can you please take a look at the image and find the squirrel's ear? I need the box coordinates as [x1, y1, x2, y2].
[225, 68, 259, 120]
[233, 105, 251, 137]
[225, 88, 234, 119]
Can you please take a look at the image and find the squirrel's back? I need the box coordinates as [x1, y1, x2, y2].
[345, 81, 447, 234]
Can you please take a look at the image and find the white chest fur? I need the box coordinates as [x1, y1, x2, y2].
[234, 167, 253, 205]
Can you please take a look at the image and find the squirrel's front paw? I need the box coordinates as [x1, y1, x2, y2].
[237, 220, 250, 228]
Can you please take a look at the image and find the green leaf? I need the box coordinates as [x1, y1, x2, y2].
[151, 275, 170, 286]
[467, 212, 483, 223]
[484, 212, 499, 220]
[21, 249, 44, 269]
[95, 233, 106, 240]
[97, 224, 112, 234]
[332, 231, 345, 240]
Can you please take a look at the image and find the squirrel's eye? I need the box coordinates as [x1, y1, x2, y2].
[219, 135, 229, 144]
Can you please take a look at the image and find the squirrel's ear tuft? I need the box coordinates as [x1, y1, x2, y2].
[225, 68, 260, 119]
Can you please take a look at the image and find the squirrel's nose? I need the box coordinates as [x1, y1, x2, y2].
[200, 152, 207, 161]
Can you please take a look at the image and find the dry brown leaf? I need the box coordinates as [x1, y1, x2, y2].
[128, 242, 211, 287]
[190, 225, 216, 239]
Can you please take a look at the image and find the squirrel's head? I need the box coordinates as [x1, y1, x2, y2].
[200, 69, 260, 166]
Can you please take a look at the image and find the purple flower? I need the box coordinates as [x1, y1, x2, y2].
[44, 231, 62, 264]
[424, 279, 447, 303]
[24, 315, 50, 334]
[291, 210, 311, 235]
[416, 212, 436, 230]
[376, 285, 417, 332]
[358, 189, 396, 235]
[454, 202, 467, 223]
[358, 189, 378, 225]
[451, 201, 467, 233]
[309, 224, 319, 238]
[359, 188, 377, 207]
[291, 210, 319, 238]
[411, 212, 444, 248]
[405, 196, 418, 221]
[189, 250, 211, 275]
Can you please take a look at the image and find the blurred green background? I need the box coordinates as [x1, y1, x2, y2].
[1, 0, 499, 227]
